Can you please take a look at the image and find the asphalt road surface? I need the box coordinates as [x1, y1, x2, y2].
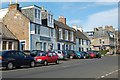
[1, 56, 119, 80]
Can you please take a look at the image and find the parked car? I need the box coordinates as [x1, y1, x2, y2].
[30, 50, 43, 57]
[87, 51, 96, 58]
[53, 50, 67, 60]
[65, 50, 82, 59]
[116, 49, 120, 55]
[74, 51, 82, 59]
[22, 50, 31, 55]
[92, 51, 101, 58]
[81, 52, 90, 59]
[0, 50, 36, 70]
[65, 50, 76, 59]
[31, 51, 59, 66]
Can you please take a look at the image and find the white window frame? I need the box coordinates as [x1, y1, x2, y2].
[20, 40, 26, 50]
[65, 30, 68, 40]
[59, 28, 63, 39]
[70, 31, 74, 41]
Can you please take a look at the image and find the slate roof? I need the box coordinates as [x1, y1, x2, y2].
[0, 22, 17, 40]
[54, 20, 75, 31]
[93, 30, 110, 38]
[76, 30, 89, 40]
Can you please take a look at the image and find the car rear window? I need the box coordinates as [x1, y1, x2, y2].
[37, 52, 46, 56]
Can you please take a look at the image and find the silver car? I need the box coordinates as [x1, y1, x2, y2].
[54, 50, 67, 60]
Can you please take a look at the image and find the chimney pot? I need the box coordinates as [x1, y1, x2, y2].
[58, 16, 66, 24]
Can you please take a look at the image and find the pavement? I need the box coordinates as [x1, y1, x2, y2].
[1, 56, 119, 80]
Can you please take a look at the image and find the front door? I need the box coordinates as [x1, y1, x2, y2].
[20, 41, 26, 50]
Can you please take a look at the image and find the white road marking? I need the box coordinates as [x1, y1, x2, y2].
[96, 69, 120, 79]
[101, 76, 105, 78]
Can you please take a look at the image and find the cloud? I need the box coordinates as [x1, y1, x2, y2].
[83, 8, 118, 31]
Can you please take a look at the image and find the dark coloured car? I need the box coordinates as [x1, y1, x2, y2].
[65, 50, 82, 59]
[0, 50, 36, 70]
[116, 49, 120, 55]
[22, 50, 31, 55]
[65, 50, 76, 59]
[74, 51, 82, 59]
[81, 52, 90, 59]
[92, 51, 101, 58]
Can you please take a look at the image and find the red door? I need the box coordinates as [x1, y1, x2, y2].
[52, 53, 58, 62]
[47, 53, 53, 63]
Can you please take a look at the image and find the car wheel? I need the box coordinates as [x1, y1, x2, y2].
[30, 61, 35, 67]
[70, 56, 73, 59]
[44, 60, 48, 66]
[7, 62, 14, 70]
[55, 59, 59, 64]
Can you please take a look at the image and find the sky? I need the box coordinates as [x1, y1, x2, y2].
[1, 0, 118, 31]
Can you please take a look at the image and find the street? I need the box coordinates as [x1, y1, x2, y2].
[1, 56, 119, 79]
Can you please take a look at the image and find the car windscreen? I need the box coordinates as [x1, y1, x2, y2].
[37, 52, 46, 56]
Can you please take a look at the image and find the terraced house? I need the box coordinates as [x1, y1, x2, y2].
[2, 3, 55, 51]
[54, 16, 76, 51]
[72, 25, 90, 52]
[1, 2, 90, 52]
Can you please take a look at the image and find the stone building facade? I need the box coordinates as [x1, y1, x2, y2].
[0, 22, 19, 51]
[85, 26, 117, 53]
[3, 4, 30, 50]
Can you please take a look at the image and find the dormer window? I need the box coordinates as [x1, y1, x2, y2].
[35, 9, 37, 18]
[38, 10, 40, 19]
[35, 8, 41, 19]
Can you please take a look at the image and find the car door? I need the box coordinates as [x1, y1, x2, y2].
[52, 53, 57, 62]
[11, 51, 23, 66]
[47, 52, 53, 63]
[17, 51, 29, 66]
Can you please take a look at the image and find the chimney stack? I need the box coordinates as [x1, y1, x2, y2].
[9, 3, 20, 11]
[58, 16, 66, 24]
[9, 0, 20, 11]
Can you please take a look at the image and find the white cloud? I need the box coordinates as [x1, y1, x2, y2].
[83, 8, 118, 31]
